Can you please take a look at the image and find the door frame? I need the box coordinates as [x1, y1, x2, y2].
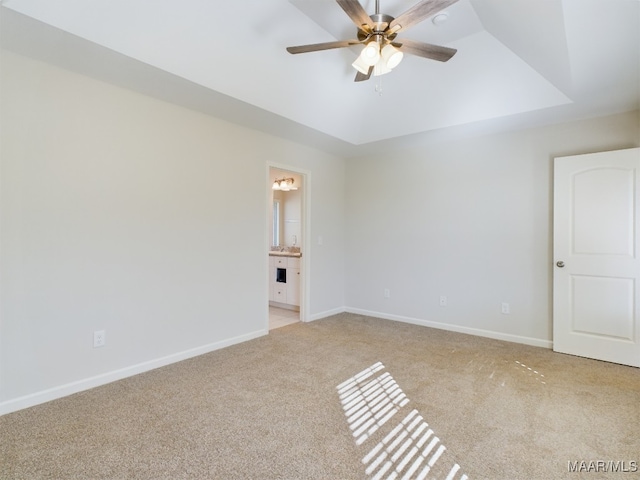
[266, 162, 311, 325]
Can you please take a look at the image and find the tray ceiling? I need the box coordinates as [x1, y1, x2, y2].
[2, 0, 638, 154]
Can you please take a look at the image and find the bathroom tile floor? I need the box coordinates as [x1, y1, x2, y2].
[269, 306, 300, 330]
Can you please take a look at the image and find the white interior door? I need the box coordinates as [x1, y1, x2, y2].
[553, 148, 640, 367]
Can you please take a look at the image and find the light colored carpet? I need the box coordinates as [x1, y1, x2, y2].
[1, 313, 639, 479]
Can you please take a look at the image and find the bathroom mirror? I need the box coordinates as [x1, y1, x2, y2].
[270, 168, 302, 248]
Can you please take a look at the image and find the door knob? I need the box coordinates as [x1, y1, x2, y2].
[556, 261, 565, 268]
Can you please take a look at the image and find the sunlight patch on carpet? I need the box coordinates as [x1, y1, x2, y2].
[514, 360, 546, 385]
[337, 361, 409, 445]
[337, 362, 468, 480]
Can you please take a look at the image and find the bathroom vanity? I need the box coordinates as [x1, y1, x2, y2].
[269, 251, 301, 309]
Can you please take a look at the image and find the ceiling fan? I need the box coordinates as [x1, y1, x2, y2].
[286, 0, 460, 82]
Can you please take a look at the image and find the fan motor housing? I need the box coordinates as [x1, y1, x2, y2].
[357, 13, 397, 41]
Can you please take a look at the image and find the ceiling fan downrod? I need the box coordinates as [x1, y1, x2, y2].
[368, 0, 395, 39]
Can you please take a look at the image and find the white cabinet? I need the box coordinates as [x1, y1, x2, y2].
[269, 255, 300, 307]
[273, 284, 287, 303]
[272, 257, 287, 268]
[286, 257, 300, 307]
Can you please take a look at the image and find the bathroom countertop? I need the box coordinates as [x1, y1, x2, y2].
[269, 251, 302, 257]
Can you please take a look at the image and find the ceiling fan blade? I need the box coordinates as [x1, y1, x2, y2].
[286, 39, 361, 54]
[336, 0, 374, 33]
[354, 66, 374, 82]
[393, 38, 457, 62]
[388, 0, 460, 33]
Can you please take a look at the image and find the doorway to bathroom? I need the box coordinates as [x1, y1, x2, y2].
[268, 166, 308, 330]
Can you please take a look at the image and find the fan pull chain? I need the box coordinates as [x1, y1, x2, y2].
[375, 76, 383, 96]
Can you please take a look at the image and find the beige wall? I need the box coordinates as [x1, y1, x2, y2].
[0, 51, 346, 413]
[345, 111, 640, 346]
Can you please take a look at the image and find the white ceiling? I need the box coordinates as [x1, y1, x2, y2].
[2, 0, 639, 156]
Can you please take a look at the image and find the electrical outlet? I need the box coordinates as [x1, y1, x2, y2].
[439, 295, 447, 307]
[501, 303, 510, 315]
[384, 288, 391, 298]
[93, 330, 106, 348]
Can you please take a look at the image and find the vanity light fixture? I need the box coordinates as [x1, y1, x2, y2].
[272, 177, 298, 191]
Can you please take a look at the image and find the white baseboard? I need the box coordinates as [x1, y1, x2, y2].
[1, 308, 552, 416]
[307, 306, 347, 322]
[345, 307, 553, 349]
[0, 329, 268, 416]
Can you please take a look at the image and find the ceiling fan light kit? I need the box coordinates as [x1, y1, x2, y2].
[351, 55, 371, 75]
[373, 58, 393, 77]
[381, 44, 403, 69]
[360, 40, 382, 66]
[286, 0, 459, 82]
[352, 38, 403, 77]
